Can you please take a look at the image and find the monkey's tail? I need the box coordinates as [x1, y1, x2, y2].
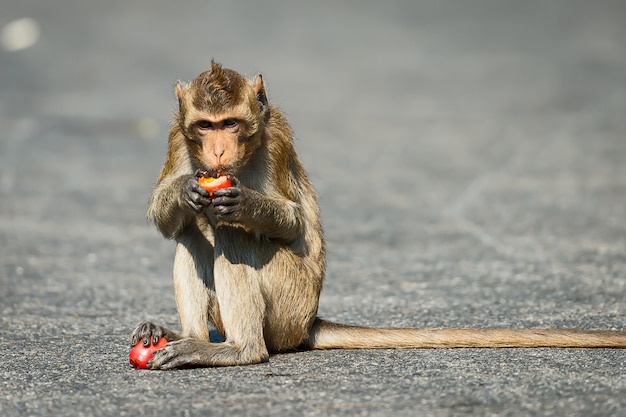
[304, 318, 626, 349]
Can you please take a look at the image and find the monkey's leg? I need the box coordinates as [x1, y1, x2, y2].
[172, 225, 216, 341]
[131, 223, 216, 350]
[148, 227, 269, 369]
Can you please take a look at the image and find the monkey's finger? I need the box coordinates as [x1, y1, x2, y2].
[184, 199, 203, 213]
[192, 193, 212, 208]
[225, 175, 240, 187]
[213, 205, 239, 221]
[213, 204, 237, 216]
[131, 321, 159, 346]
[194, 169, 210, 179]
[184, 193, 211, 212]
[212, 187, 240, 199]
[211, 195, 239, 207]
[187, 178, 211, 197]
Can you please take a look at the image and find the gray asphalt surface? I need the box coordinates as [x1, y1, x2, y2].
[1, 1, 625, 416]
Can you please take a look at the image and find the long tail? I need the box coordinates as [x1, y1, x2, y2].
[304, 318, 626, 349]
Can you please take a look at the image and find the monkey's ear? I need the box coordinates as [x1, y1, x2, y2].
[174, 81, 187, 101]
[253, 74, 268, 108]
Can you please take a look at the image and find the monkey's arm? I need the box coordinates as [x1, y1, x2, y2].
[147, 125, 215, 239]
[148, 174, 212, 239]
[211, 185, 302, 243]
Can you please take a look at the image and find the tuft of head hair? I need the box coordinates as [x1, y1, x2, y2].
[188, 60, 251, 114]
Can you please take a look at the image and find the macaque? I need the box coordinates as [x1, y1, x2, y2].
[132, 61, 626, 369]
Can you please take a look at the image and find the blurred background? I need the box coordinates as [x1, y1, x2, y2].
[2, 0, 626, 324]
[2, 0, 625, 322]
[1, 1, 626, 415]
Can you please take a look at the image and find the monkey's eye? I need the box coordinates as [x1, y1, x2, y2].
[223, 118, 240, 133]
[196, 120, 213, 130]
[223, 118, 238, 128]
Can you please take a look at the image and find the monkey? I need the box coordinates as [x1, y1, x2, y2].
[131, 60, 626, 370]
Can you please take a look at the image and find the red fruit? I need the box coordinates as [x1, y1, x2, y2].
[129, 337, 168, 369]
[197, 176, 232, 196]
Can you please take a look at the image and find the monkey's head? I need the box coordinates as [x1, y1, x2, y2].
[175, 60, 269, 176]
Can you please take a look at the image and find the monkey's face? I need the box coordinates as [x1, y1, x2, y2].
[175, 64, 264, 176]
[183, 113, 260, 176]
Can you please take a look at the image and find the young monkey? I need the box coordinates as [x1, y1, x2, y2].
[131, 61, 626, 370]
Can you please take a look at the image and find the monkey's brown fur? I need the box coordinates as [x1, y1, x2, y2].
[131, 61, 626, 369]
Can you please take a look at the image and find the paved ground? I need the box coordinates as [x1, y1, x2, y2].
[1, 1, 625, 416]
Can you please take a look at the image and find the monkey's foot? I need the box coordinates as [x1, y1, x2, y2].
[147, 338, 268, 370]
[147, 338, 210, 370]
[130, 321, 181, 347]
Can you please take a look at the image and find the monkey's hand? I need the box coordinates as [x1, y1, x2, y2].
[182, 172, 212, 213]
[130, 321, 182, 347]
[211, 176, 302, 242]
[210, 176, 245, 222]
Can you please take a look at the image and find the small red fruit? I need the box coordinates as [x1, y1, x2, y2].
[197, 176, 232, 196]
[129, 337, 168, 369]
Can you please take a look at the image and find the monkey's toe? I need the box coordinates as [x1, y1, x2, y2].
[147, 338, 204, 370]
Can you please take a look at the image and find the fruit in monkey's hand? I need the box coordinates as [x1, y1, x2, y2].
[197, 176, 232, 196]
[129, 337, 168, 369]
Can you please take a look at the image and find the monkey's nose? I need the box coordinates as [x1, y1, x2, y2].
[213, 148, 225, 160]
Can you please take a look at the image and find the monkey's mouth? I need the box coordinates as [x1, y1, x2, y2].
[205, 164, 236, 178]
